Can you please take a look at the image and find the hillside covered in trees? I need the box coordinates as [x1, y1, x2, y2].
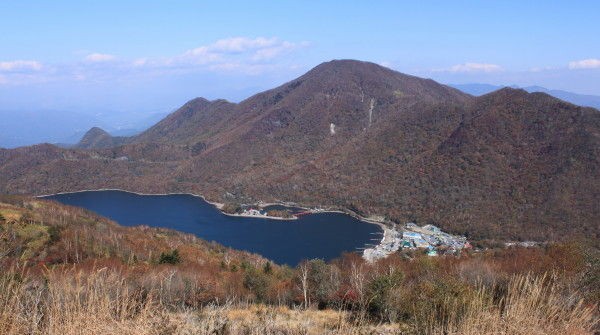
[1, 60, 598, 242]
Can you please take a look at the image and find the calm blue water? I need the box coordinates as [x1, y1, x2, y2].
[44, 190, 381, 266]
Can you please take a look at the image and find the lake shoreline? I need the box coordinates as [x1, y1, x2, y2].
[221, 211, 298, 221]
[36, 188, 226, 210]
[36, 188, 388, 230]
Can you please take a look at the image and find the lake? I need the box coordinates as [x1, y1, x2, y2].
[43, 190, 382, 266]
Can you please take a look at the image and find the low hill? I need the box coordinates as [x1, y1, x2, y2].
[0, 60, 598, 241]
[75, 126, 128, 149]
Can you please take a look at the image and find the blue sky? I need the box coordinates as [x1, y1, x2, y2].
[1, 1, 599, 113]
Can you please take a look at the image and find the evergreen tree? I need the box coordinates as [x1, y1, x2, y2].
[263, 261, 272, 274]
[158, 249, 181, 264]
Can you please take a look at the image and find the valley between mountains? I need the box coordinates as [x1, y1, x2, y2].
[1, 60, 598, 242]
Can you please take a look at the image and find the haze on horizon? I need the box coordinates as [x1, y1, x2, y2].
[1, 1, 599, 147]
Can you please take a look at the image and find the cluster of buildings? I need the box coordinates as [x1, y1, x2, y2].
[362, 223, 471, 262]
[239, 208, 268, 217]
[403, 223, 471, 253]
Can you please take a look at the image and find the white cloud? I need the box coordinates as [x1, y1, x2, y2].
[568, 58, 600, 69]
[132, 58, 148, 67]
[251, 41, 293, 61]
[179, 37, 306, 67]
[447, 62, 503, 73]
[529, 66, 557, 73]
[85, 53, 117, 62]
[78, 37, 306, 75]
[207, 36, 279, 53]
[0, 60, 43, 72]
[0, 37, 307, 85]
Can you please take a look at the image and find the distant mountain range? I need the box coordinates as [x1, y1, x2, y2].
[0, 109, 168, 149]
[451, 83, 600, 109]
[1, 60, 598, 242]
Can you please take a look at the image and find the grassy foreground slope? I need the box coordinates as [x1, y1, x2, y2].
[0, 196, 598, 334]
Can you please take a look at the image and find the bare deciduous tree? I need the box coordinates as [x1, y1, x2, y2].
[299, 261, 310, 309]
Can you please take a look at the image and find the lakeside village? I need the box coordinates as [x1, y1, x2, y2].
[221, 202, 472, 262]
[362, 223, 472, 262]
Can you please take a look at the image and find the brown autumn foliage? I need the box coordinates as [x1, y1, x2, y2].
[0, 195, 598, 334]
[0, 60, 598, 242]
[266, 209, 293, 218]
[0, 195, 280, 305]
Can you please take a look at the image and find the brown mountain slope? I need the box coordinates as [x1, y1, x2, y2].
[427, 88, 600, 239]
[132, 97, 239, 148]
[0, 60, 598, 241]
[79, 59, 470, 151]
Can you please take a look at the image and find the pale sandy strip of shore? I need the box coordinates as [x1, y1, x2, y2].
[221, 212, 298, 221]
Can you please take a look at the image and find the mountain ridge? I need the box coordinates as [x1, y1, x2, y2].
[2, 59, 599, 241]
[451, 83, 600, 109]
[82, 60, 472, 150]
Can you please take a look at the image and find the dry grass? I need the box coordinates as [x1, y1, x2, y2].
[0, 207, 23, 222]
[0, 266, 390, 335]
[430, 275, 598, 335]
[1, 267, 158, 335]
[199, 304, 404, 335]
[0, 265, 597, 335]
